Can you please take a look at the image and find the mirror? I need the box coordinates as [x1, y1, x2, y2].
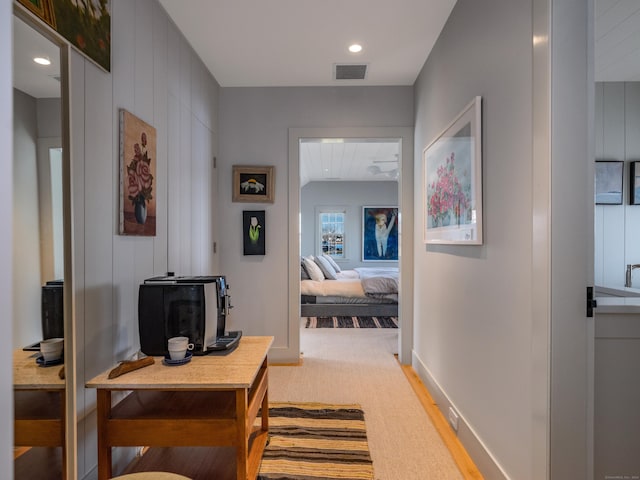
[12, 12, 68, 479]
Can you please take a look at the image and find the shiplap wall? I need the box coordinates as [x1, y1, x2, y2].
[71, 1, 219, 476]
[594, 82, 640, 288]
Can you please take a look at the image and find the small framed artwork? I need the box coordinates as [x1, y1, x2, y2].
[119, 109, 157, 236]
[630, 162, 640, 205]
[362, 206, 398, 261]
[595, 160, 623, 205]
[424, 96, 483, 245]
[243, 210, 266, 255]
[233, 165, 275, 203]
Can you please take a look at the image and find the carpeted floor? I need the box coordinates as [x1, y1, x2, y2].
[258, 402, 373, 480]
[304, 316, 398, 328]
[268, 328, 464, 479]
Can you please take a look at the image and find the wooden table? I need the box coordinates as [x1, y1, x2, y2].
[13, 349, 66, 479]
[86, 336, 273, 480]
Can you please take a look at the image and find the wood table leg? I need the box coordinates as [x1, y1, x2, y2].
[236, 388, 248, 480]
[96, 389, 112, 480]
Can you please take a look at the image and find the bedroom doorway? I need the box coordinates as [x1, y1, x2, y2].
[288, 127, 415, 364]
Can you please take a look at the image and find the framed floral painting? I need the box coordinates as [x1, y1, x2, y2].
[423, 96, 483, 245]
[119, 109, 156, 236]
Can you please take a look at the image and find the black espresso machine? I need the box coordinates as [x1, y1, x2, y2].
[138, 274, 240, 356]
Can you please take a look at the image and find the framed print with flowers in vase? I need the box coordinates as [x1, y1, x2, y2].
[119, 109, 157, 236]
[424, 96, 483, 245]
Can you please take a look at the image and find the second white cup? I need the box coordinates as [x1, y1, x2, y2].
[167, 336, 194, 360]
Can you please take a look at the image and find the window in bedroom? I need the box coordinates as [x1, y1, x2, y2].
[318, 210, 345, 258]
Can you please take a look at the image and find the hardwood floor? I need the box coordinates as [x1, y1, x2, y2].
[400, 362, 484, 480]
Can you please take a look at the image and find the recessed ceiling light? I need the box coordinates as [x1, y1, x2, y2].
[33, 56, 51, 66]
[348, 44, 362, 53]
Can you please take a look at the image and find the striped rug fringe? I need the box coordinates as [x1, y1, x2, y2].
[305, 316, 398, 329]
[258, 402, 374, 480]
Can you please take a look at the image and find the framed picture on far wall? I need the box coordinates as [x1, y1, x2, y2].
[243, 210, 266, 255]
[630, 162, 640, 205]
[362, 206, 398, 261]
[595, 160, 623, 205]
[233, 165, 275, 203]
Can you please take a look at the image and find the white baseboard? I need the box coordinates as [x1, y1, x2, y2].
[412, 350, 510, 480]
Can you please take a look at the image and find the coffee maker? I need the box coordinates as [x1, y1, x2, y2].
[138, 274, 239, 356]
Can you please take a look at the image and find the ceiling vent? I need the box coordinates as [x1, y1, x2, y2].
[334, 63, 368, 80]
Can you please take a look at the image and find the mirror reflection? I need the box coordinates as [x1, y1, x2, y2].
[12, 14, 65, 479]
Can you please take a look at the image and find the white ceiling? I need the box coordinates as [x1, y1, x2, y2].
[158, 0, 458, 88]
[595, 0, 640, 82]
[13, 15, 61, 99]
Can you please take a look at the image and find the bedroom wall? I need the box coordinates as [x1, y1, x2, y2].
[301, 180, 398, 269]
[218, 86, 413, 360]
[413, 0, 591, 479]
[70, 0, 220, 477]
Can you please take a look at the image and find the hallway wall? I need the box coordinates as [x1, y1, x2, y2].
[413, 0, 535, 478]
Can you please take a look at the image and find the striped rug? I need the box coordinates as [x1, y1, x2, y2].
[305, 316, 398, 328]
[258, 402, 374, 480]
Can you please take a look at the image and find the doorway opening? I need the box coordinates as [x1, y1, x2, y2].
[288, 127, 414, 364]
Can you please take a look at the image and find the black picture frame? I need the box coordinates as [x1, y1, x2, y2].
[595, 160, 623, 205]
[630, 161, 640, 205]
[243, 210, 266, 255]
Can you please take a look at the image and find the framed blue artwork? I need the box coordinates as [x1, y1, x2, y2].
[362, 206, 398, 261]
[595, 160, 623, 205]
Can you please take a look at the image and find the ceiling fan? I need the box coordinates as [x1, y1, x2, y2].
[367, 154, 398, 179]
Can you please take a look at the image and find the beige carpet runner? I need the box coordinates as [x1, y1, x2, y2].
[304, 316, 398, 328]
[258, 402, 374, 480]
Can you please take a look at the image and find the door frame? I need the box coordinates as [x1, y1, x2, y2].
[288, 127, 414, 363]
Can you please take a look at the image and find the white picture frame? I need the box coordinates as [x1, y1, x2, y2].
[423, 96, 483, 245]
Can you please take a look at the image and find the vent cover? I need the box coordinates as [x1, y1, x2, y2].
[334, 64, 368, 80]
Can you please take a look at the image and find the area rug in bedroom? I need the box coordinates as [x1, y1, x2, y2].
[258, 402, 374, 480]
[304, 316, 398, 328]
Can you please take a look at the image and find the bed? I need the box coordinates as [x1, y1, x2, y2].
[300, 263, 398, 317]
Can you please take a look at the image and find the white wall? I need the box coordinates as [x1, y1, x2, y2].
[0, 0, 13, 477]
[594, 82, 640, 288]
[218, 86, 413, 360]
[413, 0, 591, 479]
[301, 180, 398, 269]
[12, 89, 42, 348]
[70, 0, 220, 476]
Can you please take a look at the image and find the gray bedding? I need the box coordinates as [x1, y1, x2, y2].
[354, 267, 398, 299]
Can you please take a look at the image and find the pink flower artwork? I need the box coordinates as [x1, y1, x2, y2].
[427, 152, 471, 227]
[119, 110, 157, 236]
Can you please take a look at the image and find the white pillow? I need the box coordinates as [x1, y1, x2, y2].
[322, 254, 341, 272]
[314, 255, 338, 280]
[302, 256, 324, 281]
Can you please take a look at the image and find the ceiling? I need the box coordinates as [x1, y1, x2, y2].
[594, 0, 640, 82]
[13, 15, 61, 99]
[158, 0, 458, 88]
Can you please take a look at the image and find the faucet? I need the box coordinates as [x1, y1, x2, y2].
[625, 264, 640, 287]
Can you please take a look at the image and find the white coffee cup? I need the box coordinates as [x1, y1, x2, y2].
[40, 337, 64, 362]
[167, 336, 194, 360]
